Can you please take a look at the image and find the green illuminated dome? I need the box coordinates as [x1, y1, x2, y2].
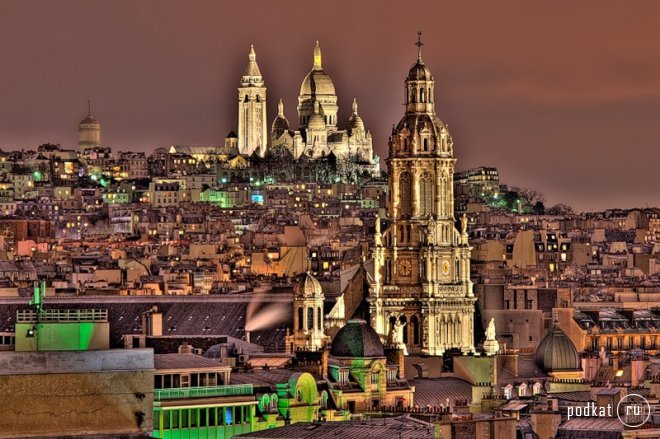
[535, 323, 580, 372]
[330, 319, 384, 358]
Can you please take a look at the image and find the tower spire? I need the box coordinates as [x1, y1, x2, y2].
[415, 31, 424, 63]
[278, 98, 284, 116]
[87, 99, 92, 117]
[313, 41, 322, 70]
[242, 44, 262, 79]
[352, 98, 358, 115]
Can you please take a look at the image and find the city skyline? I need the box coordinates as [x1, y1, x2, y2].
[1, 3, 660, 437]
[1, 0, 660, 211]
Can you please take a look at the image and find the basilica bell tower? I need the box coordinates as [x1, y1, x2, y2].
[238, 45, 267, 157]
[371, 34, 475, 356]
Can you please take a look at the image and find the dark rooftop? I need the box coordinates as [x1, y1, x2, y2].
[234, 415, 435, 438]
[154, 353, 227, 371]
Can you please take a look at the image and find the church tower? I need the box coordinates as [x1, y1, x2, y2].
[371, 34, 475, 356]
[238, 45, 267, 157]
[289, 272, 327, 352]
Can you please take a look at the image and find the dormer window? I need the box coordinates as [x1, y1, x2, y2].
[338, 368, 349, 385]
[504, 384, 513, 399]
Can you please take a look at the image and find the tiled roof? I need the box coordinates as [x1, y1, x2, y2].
[410, 377, 472, 407]
[550, 391, 593, 402]
[154, 353, 227, 371]
[0, 298, 292, 350]
[556, 417, 623, 438]
[234, 415, 435, 438]
[231, 369, 297, 387]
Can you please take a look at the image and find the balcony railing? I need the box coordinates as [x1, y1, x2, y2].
[16, 309, 108, 323]
[154, 384, 254, 401]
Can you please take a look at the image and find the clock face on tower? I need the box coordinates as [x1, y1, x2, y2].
[442, 260, 450, 276]
[398, 259, 412, 277]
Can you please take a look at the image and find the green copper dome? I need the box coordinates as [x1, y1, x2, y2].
[330, 319, 384, 358]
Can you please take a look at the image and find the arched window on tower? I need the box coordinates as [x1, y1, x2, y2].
[298, 307, 303, 331]
[420, 88, 426, 103]
[423, 138, 429, 151]
[411, 88, 417, 103]
[411, 316, 420, 345]
[317, 306, 322, 330]
[399, 172, 412, 216]
[419, 171, 434, 217]
[307, 307, 314, 331]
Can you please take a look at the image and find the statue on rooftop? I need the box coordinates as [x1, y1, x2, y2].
[486, 318, 496, 341]
[483, 318, 500, 356]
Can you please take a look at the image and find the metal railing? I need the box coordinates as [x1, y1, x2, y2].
[16, 309, 108, 323]
[154, 384, 254, 401]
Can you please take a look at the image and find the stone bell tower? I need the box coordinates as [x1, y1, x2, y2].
[237, 45, 267, 157]
[371, 33, 475, 356]
[288, 272, 327, 352]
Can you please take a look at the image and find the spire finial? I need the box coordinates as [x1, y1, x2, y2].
[415, 31, 424, 63]
[248, 44, 256, 61]
[313, 40, 322, 69]
[352, 98, 358, 114]
[87, 99, 92, 117]
[278, 98, 284, 116]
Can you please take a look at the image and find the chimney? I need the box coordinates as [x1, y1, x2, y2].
[385, 346, 405, 379]
[631, 358, 647, 387]
[498, 354, 519, 377]
[245, 331, 251, 344]
[142, 305, 163, 336]
[321, 347, 329, 378]
[549, 398, 559, 411]
[397, 348, 405, 378]
[178, 342, 192, 354]
[413, 363, 429, 379]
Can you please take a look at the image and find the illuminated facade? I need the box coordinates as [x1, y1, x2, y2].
[327, 319, 414, 412]
[15, 281, 109, 351]
[371, 35, 476, 355]
[238, 45, 267, 157]
[244, 42, 381, 182]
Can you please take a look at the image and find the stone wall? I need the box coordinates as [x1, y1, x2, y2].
[0, 349, 153, 438]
